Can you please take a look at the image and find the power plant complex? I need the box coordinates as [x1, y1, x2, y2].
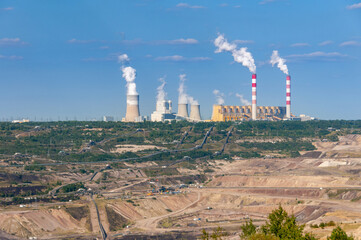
[211, 74, 292, 121]
[120, 34, 313, 123]
[122, 73, 294, 123]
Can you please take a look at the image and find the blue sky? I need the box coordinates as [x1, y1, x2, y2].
[0, 0, 361, 121]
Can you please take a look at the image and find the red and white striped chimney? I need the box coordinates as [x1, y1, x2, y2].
[286, 75, 291, 118]
[252, 74, 257, 120]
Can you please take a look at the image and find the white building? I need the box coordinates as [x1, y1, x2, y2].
[151, 100, 176, 122]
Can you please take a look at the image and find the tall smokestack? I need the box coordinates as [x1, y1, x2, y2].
[286, 75, 291, 119]
[252, 74, 257, 120]
[177, 104, 189, 118]
[189, 104, 201, 121]
[125, 94, 140, 122]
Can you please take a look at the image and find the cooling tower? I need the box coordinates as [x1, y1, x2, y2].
[189, 104, 201, 121]
[252, 74, 257, 120]
[286, 75, 291, 119]
[125, 94, 140, 122]
[177, 103, 189, 118]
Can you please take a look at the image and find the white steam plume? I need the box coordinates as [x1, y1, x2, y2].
[214, 34, 237, 53]
[156, 77, 167, 102]
[232, 48, 256, 73]
[235, 93, 250, 106]
[178, 74, 188, 104]
[270, 50, 288, 75]
[214, 33, 256, 73]
[119, 54, 138, 95]
[118, 54, 130, 63]
[122, 66, 138, 95]
[178, 74, 198, 105]
[188, 96, 199, 105]
[213, 89, 225, 105]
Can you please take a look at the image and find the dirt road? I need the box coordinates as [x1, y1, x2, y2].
[134, 191, 202, 232]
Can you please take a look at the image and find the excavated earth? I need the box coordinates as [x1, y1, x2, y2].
[1, 135, 361, 239]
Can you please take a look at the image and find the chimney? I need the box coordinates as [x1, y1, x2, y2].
[252, 74, 257, 120]
[177, 103, 189, 118]
[286, 75, 291, 118]
[125, 94, 140, 122]
[189, 104, 201, 121]
[168, 100, 172, 112]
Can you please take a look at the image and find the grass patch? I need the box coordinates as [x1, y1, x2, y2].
[105, 205, 129, 231]
[65, 206, 90, 221]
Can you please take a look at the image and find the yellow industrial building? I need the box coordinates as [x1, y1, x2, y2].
[211, 105, 286, 121]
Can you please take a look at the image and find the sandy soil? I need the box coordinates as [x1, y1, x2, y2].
[110, 144, 165, 154]
[0, 208, 89, 239]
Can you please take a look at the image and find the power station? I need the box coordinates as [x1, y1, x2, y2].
[122, 72, 298, 122]
[211, 105, 286, 121]
[151, 100, 176, 122]
[119, 37, 313, 123]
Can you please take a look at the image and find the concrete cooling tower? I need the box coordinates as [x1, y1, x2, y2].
[177, 103, 189, 118]
[125, 94, 140, 122]
[189, 104, 201, 121]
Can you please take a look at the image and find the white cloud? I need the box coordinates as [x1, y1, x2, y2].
[286, 51, 348, 62]
[69, 38, 199, 46]
[346, 3, 361, 9]
[0, 54, 23, 60]
[233, 39, 254, 44]
[340, 41, 361, 47]
[191, 57, 212, 61]
[118, 54, 130, 63]
[154, 55, 211, 62]
[220, 3, 228, 7]
[0, 38, 27, 46]
[234, 5, 241, 8]
[1, 7, 13, 11]
[160, 38, 198, 45]
[122, 38, 198, 45]
[259, 0, 276, 5]
[82, 56, 116, 62]
[291, 43, 311, 47]
[68, 39, 97, 44]
[176, 3, 205, 9]
[319, 40, 333, 46]
[155, 55, 185, 61]
[82, 52, 120, 62]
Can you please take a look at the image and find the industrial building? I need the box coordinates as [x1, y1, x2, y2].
[211, 105, 286, 121]
[210, 73, 293, 122]
[151, 100, 176, 122]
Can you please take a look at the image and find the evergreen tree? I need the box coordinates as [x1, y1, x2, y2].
[327, 226, 354, 240]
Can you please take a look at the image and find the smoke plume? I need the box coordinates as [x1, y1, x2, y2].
[214, 33, 256, 73]
[270, 50, 288, 75]
[213, 89, 225, 105]
[235, 93, 251, 106]
[178, 74, 198, 105]
[119, 54, 138, 95]
[156, 77, 167, 102]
